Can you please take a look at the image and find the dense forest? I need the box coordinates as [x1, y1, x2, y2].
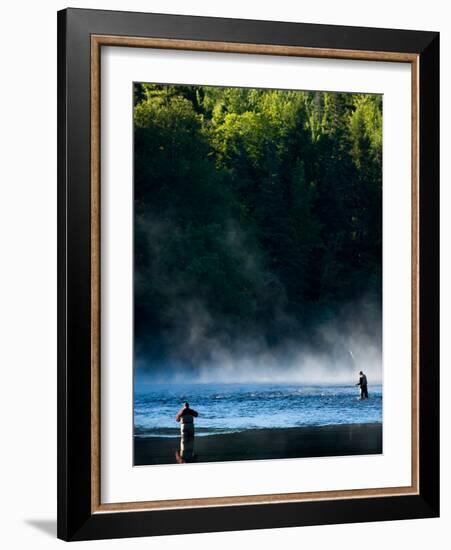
[133, 83, 382, 377]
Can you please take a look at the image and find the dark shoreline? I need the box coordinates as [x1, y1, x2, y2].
[134, 423, 382, 465]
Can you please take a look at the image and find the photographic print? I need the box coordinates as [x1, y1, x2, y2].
[58, 10, 440, 539]
[133, 83, 383, 466]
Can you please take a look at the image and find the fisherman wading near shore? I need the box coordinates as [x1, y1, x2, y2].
[176, 402, 199, 437]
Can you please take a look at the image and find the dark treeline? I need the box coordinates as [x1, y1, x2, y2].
[133, 83, 382, 373]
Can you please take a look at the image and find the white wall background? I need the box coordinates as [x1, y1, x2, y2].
[0, 0, 448, 547]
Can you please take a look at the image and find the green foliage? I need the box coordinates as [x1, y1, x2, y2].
[133, 83, 382, 359]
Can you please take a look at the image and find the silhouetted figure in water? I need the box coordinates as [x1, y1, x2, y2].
[176, 402, 199, 435]
[175, 402, 198, 463]
[356, 371, 369, 400]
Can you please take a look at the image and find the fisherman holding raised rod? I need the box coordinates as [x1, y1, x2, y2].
[356, 370, 369, 400]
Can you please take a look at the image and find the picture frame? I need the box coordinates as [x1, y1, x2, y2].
[57, 7, 439, 541]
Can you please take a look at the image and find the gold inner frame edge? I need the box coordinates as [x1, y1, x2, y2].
[90, 35, 420, 514]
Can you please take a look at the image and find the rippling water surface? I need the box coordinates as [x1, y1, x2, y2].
[134, 383, 382, 438]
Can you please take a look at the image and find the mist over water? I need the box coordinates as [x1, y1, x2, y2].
[134, 309, 383, 436]
[134, 207, 382, 386]
[135, 353, 380, 385]
[135, 296, 382, 386]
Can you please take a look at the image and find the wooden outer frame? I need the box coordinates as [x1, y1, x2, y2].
[90, 35, 419, 513]
[58, 8, 439, 541]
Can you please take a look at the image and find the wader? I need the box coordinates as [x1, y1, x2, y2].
[180, 415, 195, 438]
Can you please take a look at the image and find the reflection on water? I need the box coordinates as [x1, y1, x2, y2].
[175, 431, 197, 463]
